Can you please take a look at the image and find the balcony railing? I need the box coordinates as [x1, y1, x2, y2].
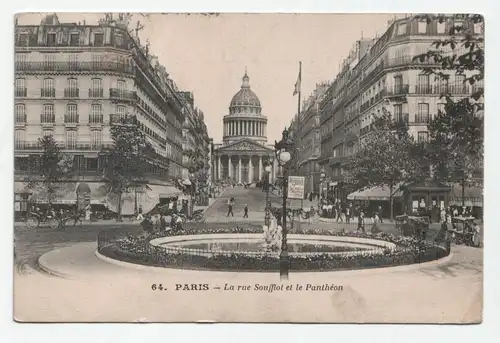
[109, 88, 138, 102]
[64, 114, 79, 124]
[64, 88, 80, 98]
[15, 61, 135, 75]
[110, 114, 136, 125]
[15, 113, 27, 124]
[15, 87, 27, 97]
[89, 114, 103, 124]
[41, 88, 55, 97]
[40, 113, 55, 124]
[88, 88, 104, 98]
[414, 85, 433, 94]
[387, 84, 409, 96]
[413, 113, 431, 124]
[394, 113, 409, 124]
[18, 141, 114, 151]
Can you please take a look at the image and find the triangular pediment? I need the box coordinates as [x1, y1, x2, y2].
[218, 139, 272, 152]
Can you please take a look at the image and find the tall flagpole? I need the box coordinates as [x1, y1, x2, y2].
[297, 61, 303, 208]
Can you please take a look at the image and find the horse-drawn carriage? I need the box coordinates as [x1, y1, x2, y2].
[448, 216, 482, 247]
[395, 214, 430, 240]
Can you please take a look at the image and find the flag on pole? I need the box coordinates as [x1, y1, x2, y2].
[293, 62, 302, 96]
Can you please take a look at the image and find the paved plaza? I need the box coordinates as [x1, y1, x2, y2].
[14, 186, 483, 323]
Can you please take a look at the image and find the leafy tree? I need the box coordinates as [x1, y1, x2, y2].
[102, 116, 151, 221]
[25, 135, 73, 205]
[427, 97, 483, 205]
[414, 14, 484, 201]
[344, 111, 427, 220]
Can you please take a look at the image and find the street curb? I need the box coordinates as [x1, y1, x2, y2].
[37, 253, 74, 280]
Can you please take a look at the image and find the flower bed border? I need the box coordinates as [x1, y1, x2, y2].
[97, 227, 450, 272]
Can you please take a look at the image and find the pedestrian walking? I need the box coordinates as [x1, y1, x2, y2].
[345, 204, 351, 224]
[378, 205, 383, 223]
[243, 204, 248, 218]
[136, 205, 144, 221]
[227, 197, 234, 217]
[357, 211, 365, 233]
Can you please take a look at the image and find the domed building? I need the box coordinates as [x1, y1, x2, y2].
[212, 69, 277, 184]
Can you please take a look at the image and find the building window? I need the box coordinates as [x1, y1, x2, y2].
[41, 104, 55, 123]
[417, 103, 430, 123]
[42, 78, 55, 97]
[116, 105, 126, 119]
[417, 131, 429, 143]
[15, 104, 26, 123]
[65, 78, 79, 97]
[86, 157, 99, 171]
[18, 33, 29, 46]
[454, 74, 466, 93]
[393, 75, 403, 92]
[438, 76, 449, 93]
[15, 129, 25, 149]
[91, 53, 103, 66]
[65, 104, 78, 123]
[115, 33, 123, 46]
[437, 21, 446, 34]
[66, 130, 78, 150]
[397, 23, 407, 36]
[417, 74, 430, 93]
[117, 80, 127, 92]
[418, 20, 427, 34]
[15, 78, 26, 97]
[90, 130, 102, 150]
[90, 104, 103, 123]
[93, 33, 104, 46]
[69, 32, 79, 46]
[90, 78, 103, 97]
[42, 129, 53, 137]
[47, 33, 56, 46]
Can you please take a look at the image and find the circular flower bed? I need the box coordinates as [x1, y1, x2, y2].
[97, 227, 450, 272]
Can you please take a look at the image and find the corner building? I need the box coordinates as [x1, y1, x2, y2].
[318, 15, 484, 200]
[13, 14, 194, 215]
[213, 71, 277, 184]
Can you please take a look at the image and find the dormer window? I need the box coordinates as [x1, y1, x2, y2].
[69, 32, 79, 46]
[47, 33, 56, 46]
[397, 23, 407, 36]
[94, 33, 104, 46]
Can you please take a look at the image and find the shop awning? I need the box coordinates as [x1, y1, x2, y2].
[149, 184, 183, 198]
[449, 183, 483, 207]
[14, 182, 79, 204]
[146, 137, 168, 158]
[347, 184, 404, 201]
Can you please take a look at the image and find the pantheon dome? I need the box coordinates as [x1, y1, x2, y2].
[223, 70, 268, 145]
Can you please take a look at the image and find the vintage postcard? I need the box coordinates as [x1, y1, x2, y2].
[13, 12, 483, 323]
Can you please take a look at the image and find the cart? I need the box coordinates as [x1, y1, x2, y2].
[449, 216, 482, 247]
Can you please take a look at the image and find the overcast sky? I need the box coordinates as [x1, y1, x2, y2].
[18, 13, 400, 143]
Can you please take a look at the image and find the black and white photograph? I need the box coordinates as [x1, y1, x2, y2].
[12, 12, 484, 323]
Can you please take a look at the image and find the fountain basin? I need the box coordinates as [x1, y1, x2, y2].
[150, 233, 396, 257]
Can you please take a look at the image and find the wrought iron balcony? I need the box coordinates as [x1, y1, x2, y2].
[64, 88, 80, 98]
[40, 113, 55, 124]
[15, 113, 27, 124]
[15, 61, 135, 75]
[109, 88, 138, 102]
[88, 88, 104, 98]
[41, 88, 55, 97]
[387, 84, 409, 96]
[64, 114, 79, 124]
[110, 114, 137, 125]
[414, 85, 433, 94]
[89, 114, 104, 124]
[394, 113, 409, 124]
[15, 87, 27, 97]
[413, 113, 431, 124]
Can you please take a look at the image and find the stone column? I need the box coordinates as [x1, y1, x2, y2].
[258, 155, 263, 180]
[249, 157, 253, 183]
[238, 156, 242, 183]
[228, 156, 233, 179]
[218, 155, 222, 179]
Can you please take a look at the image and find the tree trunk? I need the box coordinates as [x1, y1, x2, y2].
[116, 190, 123, 222]
[389, 183, 394, 221]
[461, 178, 466, 208]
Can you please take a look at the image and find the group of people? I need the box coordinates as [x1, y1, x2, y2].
[226, 197, 249, 218]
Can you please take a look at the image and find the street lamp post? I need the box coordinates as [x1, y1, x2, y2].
[264, 158, 273, 227]
[275, 128, 296, 280]
[319, 167, 326, 210]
